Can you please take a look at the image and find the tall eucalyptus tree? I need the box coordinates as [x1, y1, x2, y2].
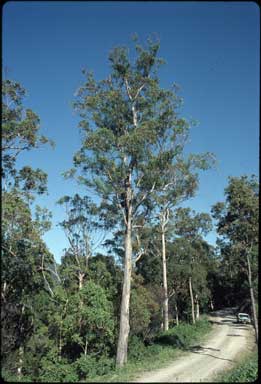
[70, 36, 214, 366]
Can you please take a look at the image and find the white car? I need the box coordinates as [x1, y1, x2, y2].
[237, 313, 251, 324]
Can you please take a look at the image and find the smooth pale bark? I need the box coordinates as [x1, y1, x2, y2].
[189, 276, 195, 324]
[160, 307, 164, 331]
[59, 330, 62, 360]
[17, 346, 23, 380]
[17, 304, 25, 379]
[79, 272, 84, 291]
[84, 338, 88, 356]
[195, 294, 200, 320]
[174, 301, 179, 326]
[162, 230, 169, 331]
[78, 271, 84, 328]
[2, 281, 7, 301]
[116, 200, 132, 367]
[246, 252, 258, 343]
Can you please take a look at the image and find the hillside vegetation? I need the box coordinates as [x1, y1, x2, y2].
[1, 36, 258, 382]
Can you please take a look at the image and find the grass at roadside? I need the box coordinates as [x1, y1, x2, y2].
[86, 346, 184, 382]
[213, 347, 258, 382]
[85, 316, 212, 382]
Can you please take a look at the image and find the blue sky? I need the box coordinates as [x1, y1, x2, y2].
[3, 1, 259, 262]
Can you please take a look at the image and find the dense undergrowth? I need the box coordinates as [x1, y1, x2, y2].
[2, 39, 258, 384]
[2, 317, 211, 382]
[214, 348, 258, 382]
[85, 317, 211, 383]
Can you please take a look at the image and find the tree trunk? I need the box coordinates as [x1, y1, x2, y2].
[116, 206, 132, 367]
[59, 329, 62, 360]
[78, 272, 84, 328]
[18, 304, 25, 379]
[2, 281, 7, 301]
[160, 307, 164, 330]
[79, 271, 84, 290]
[174, 301, 179, 326]
[246, 253, 258, 343]
[162, 230, 169, 331]
[195, 294, 199, 320]
[84, 338, 88, 356]
[189, 276, 195, 324]
[17, 346, 23, 380]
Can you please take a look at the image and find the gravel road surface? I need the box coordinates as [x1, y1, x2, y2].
[133, 308, 255, 383]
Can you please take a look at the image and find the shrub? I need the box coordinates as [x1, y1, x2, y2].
[49, 281, 115, 361]
[145, 343, 164, 356]
[128, 335, 147, 361]
[39, 360, 78, 382]
[38, 347, 79, 382]
[155, 318, 211, 350]
[217, 352, 258, 382]
[1, 370, 33, 383]
[130, 278, 160, 339]
[74, 354, 114, 379]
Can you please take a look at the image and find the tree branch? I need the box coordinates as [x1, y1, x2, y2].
[124, 78, 133, 101]
[134, 249, 145, 265]
[1, 244, 17, 258]
[134, 83, 146, 100]
[168, 289, 176, 299]
[41, 254, 54, 297]
[133, 182, 156, 217]
[106, 169, 128, 226]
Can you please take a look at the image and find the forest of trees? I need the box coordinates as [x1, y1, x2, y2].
[1, 37, 258, 382]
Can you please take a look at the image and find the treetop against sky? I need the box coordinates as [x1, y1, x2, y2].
[3, 1, 259, 261]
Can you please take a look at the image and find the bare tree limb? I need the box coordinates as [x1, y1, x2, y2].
[124, 78, 133, 101]
[134, 83, 145, 100]
[1, 244, 17, 258]
[134, 250, 145, 265]
[41, 254, 54, 297]
[168, 288, 176, 299]
[133, 182, 156, 217]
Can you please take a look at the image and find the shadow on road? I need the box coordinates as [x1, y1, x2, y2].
[189, 345, 220, 352]
[189, 346, 234, 363]
[227, 334, 244, 337]
[209, 320, 223, 325]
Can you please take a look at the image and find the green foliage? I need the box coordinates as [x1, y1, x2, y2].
[127, 319, 211, 365]
[40, 354, 78, 382]
[88, 255, 123, 303]
[130, 275, 160, 338]
[2, 370, 33, 383]
[3, 39, 253, 383]
[137, 230, 215, 323]
[2, 79, 54, 191]
[1, 78, 56, 374]
[211, 175, 259, 307]
[127, 335, 175, 363]
[74, 354, 114, 379]
[215, 351, 258, 382]
[86, 318, 212, 382]
[1, 190, 55, 363]
[69, 35, 216, 367]
[155, 317, 211, 350]
[48, 281, 115, 359]
[128, 336, 147, 361]
[14, 166, 48, 196]
[70, 35, 215, 238]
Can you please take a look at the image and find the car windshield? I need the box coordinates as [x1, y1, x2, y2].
[238, 314, 249, 318]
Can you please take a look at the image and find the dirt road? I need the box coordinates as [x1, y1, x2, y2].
[133, 308, 255, 383]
